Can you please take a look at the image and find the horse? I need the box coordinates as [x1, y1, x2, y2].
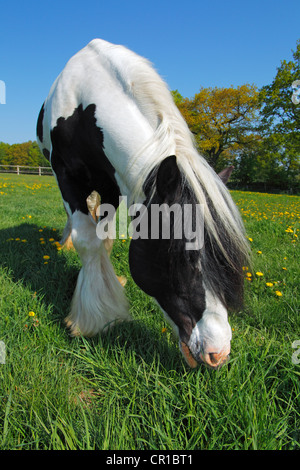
[37, 39, 250, 369]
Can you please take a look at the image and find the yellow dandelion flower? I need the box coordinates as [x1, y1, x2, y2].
[49, 238, 55, 242]
[122, 239, 126, 243]
[39, 229, 43, 232]
[266, 282, 273, 287]
[161, 327, 167, 333]
[43, 255, 50, 260]
[256, 250, 262, 254]
[282, 267, 287, 270]
[15, 238, 20, 241]
[256, 272, 264, 277]
[21, 239, 27, 242]
[248, 237, 253, 242]
[242, 266, 248, 271]
[28, 311, 35, 317]
[246, 272, 252, 278]
[275, 290, 283, 297]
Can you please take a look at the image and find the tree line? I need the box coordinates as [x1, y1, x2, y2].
[0, 141, 50, 168]
[1, 40, 299, 192]
[172, 40, 300, 193]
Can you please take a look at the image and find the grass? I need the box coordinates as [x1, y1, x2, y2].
[0, 174, 299, 450]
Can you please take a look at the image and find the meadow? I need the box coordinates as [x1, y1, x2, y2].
[0, 173, 299, 450]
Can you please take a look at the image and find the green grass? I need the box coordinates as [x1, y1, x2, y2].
[0, 174, 299, 450]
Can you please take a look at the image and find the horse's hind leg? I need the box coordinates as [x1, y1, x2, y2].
[60, 211, 74, 250]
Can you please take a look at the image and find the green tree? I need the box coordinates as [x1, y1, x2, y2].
[259, 40, 300, 136]
[175, 85, 261, 172]
[259, 40, 300, 192]
[0, 141, 50, 167]
[171, 89, 184, 106]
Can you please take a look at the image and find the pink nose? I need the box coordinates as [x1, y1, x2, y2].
[200, 349, 230, 369]
[180, 342, 230, 369]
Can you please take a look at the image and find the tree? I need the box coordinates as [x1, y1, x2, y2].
[259, 40, 300, 136]
[171, 89, 184, 106]
[0, 141, 50, 167]
[259, 39, 300, 191]
[176, 85, 261, 171]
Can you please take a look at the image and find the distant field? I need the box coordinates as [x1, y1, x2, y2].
[0, 174, 299, 450]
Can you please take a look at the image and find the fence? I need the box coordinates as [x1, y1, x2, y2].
[0, 165, 53, 176]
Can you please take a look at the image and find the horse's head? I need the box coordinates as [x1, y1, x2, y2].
[129, 156, 246, 369]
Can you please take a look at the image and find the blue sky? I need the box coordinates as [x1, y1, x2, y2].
[0, 0, 299, 144]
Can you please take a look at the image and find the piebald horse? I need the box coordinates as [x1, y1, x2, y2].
[37, 39, 249, 369]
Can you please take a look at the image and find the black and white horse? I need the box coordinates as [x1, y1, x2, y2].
[37, 39, 249, 369]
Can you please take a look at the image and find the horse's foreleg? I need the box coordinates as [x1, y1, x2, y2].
[60, 191, 100, 251]
[65, 210, 131, 337]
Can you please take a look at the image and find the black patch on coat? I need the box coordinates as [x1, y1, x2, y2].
[43, 148, 50, 160]
[37, 103, 45, 143]
[50, 104, 121, 214]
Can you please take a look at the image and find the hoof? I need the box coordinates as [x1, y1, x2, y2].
[64, 317, 82, 336]
[62, 235, 75, 250]
[117, 275, 127, 287]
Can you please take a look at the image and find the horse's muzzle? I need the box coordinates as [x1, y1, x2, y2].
[180, 342, 230, 369]
[199, 350, 230, 369]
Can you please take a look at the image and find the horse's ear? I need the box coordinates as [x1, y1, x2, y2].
[218, 166, 234, 184]
[156, 155, 181, 201]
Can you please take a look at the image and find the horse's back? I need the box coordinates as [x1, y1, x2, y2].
[38, 39, 155, 182]
[43, 39, 155, 125]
